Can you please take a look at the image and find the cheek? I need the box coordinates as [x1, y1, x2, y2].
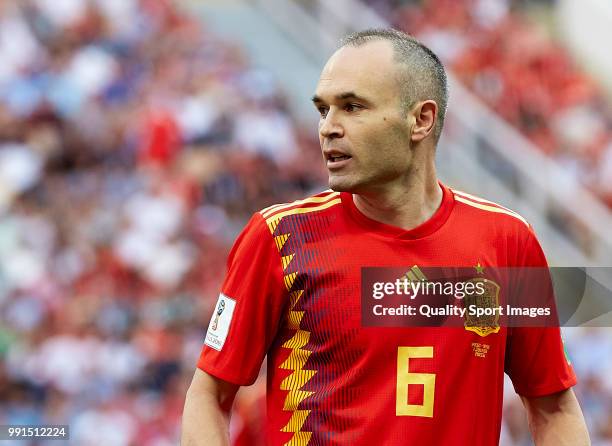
[361, 121, 401, 150]
[363, 123, 411, 166]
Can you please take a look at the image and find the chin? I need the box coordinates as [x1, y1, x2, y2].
[327, 175, 370, 194]
[328, 177, 358, 193]
[328, 178, 362, 194]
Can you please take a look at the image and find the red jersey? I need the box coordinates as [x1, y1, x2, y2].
[198, 183, 576, 445]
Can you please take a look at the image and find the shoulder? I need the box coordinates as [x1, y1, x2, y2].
[449, 188, 545, 265]
[450, 188, 531, 231]
[257, 189, 343, 232]
[230, 190, 342, 255]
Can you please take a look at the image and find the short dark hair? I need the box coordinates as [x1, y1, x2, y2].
[340, 28, 449, 142]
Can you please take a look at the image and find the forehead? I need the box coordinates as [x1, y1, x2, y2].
[315, 40, 401, 101]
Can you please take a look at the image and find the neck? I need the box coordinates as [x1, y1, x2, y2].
[352, 153, 442, 231]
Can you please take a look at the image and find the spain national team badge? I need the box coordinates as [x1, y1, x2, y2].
[463, 277, 501, 337]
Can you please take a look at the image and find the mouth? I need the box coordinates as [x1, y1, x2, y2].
[328, 155, 351, 162]
[325, 151, 352, 169]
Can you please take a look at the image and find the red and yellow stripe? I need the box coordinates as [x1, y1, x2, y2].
[452, 189, 529, 227]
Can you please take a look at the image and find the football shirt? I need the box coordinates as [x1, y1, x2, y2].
[199, 183, 576, 445]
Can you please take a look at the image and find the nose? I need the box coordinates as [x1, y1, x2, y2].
[319, 109, 344, 139]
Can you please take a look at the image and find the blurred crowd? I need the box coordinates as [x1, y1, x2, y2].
[0, 0, 321, 444]
[389, 0, 612, 207]
[0, 0, 610, 445]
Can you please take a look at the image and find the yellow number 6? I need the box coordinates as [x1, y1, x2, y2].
[396, 346, 435, 417]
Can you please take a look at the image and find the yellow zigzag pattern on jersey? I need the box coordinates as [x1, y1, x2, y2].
[262, 195, 341, 446]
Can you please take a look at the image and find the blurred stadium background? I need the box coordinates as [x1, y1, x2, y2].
[0, 0, 611, 444]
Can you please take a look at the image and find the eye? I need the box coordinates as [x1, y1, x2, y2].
[317, 106, 329, 118]
[344, 103, 362, 112]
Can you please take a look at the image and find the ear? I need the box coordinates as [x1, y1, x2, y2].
[410, 100, 438, 143]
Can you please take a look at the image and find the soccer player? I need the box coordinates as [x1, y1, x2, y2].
[182, 29, 590, 445]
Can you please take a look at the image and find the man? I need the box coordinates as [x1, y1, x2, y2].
[182, 28, 590, 445]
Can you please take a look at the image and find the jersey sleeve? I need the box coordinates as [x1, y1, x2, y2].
[504, 226, 577, 397]
[197, 212, 287, 386]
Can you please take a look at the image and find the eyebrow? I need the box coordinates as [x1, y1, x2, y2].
[311, 92, 371, 105]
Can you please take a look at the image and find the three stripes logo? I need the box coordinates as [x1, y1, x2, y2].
[398, 265, 428, 293]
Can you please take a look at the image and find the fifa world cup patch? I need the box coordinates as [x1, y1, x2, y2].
[205, 293, 237, 351]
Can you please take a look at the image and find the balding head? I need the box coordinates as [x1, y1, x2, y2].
[339, 28, 448, 142]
